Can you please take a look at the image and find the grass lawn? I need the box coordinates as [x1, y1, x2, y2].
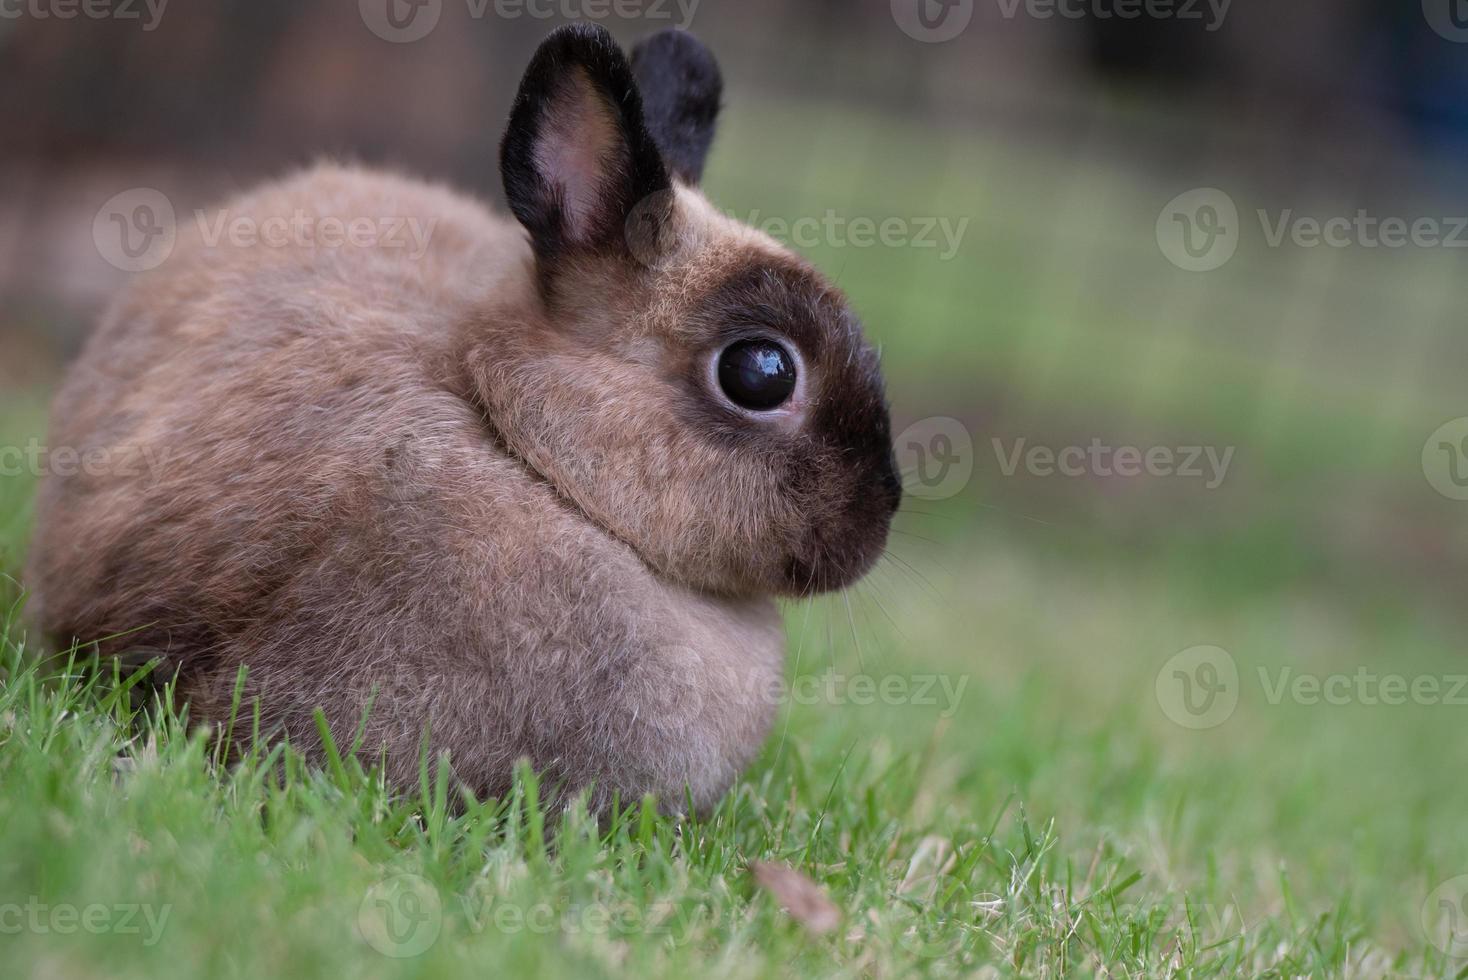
[4, 96, 1468, 978]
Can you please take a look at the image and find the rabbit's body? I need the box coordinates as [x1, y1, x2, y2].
[32, 165, 784, 808]
[29, 27, 897, 810]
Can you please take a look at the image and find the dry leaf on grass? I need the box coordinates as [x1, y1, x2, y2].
[750, 860, 841, 935]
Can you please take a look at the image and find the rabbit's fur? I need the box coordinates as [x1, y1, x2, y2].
[27, 26, 899, 811]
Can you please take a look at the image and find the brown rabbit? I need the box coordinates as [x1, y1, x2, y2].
[26, 25, 900, 812]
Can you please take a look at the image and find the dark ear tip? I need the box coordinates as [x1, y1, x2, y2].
[632, 26, 704, 52]
[509, 23, 636, 122]
[526, 22, 625, 70]
[630, 28, 721, 84]
[628, 28, 722, 185]
[542, 21, 618, 48]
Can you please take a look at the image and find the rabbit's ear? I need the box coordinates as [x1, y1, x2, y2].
[501, 24, 671, 268]
[630, 29, 723, 185]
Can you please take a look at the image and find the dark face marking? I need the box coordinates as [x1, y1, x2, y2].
[677, 257, 901, 594]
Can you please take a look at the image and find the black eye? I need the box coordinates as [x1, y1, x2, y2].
[717, 339, 798, 411]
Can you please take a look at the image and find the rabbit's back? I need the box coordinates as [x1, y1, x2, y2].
[30, 163, 530, 645]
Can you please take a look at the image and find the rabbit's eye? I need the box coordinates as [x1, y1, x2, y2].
[717, 339, 797, 411]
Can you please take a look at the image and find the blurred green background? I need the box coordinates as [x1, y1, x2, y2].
[4, 0, 1468, 974]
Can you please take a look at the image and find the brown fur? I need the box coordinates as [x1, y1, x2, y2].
[26, 30, 896, 812]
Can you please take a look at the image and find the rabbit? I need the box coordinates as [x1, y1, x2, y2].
[26, 24, 901, 813]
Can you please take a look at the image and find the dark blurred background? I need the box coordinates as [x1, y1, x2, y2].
[6, 1, 1468, 344]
